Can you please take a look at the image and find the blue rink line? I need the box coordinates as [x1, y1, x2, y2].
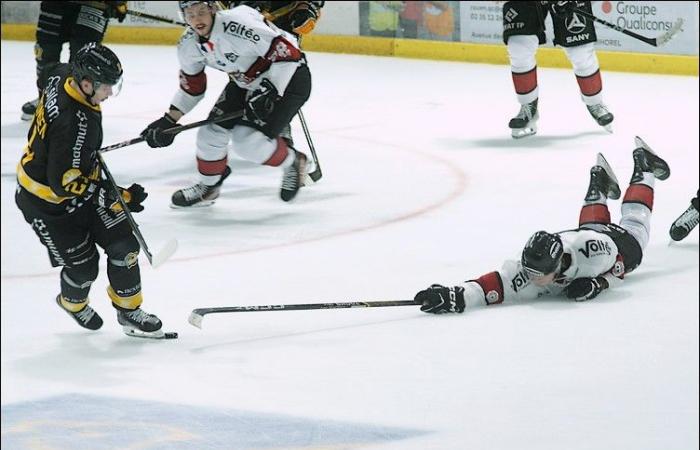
[1, 394, 427, 450]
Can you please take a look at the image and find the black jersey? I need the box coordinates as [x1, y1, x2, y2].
[17, 64, 103, 214]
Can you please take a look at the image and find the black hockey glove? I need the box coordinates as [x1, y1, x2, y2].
[550, 1, 575, 17]
[565, 277, 609, 301]
[246, 79, 279, 124]
[141, 114, 178, 148]
[289, 1, 323, 35]
[121, 183, 148, 212]
[415, 284, 466, 314]
[105, 1, 128, 23]
[94, 182, 147, 213]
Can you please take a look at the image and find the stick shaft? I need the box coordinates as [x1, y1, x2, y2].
[126, 9, 187, 27]
[96, 152, 155, 264]
[298, 109, 322, 181]
[100, 110, 243, 153]
[572, 7, 657, 46]
[194, 300, 418, 315]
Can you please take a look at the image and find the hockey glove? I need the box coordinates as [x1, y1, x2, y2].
[565, 277, 608, 301]
[246, 79, 279, 124]
[94, 182, 147, 213]
[121, 183, 148, 212]
[141, 113, 178, 148]
[415, 284, 465, 314]
[550, 1, 575, 17]
[105, 1, 128, 23]
[289, 2, 323, 35]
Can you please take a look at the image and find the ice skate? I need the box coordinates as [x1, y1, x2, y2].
[171, 166, 231, 208]
[669, 202, 699, 242]
[56, 295, 103, 331]
[586, 103, 614, 133]
[509, 99, 538, 139]
[585, 153, 620, 201]
[117, 306, 166, 339]
[280, 149, 307, 202]
[21, 98, 39, 121]
[631, 136, 670, 182]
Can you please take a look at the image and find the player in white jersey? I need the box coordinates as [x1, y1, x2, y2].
[416, 136, 670, 313]
[140, 1, 311, 206]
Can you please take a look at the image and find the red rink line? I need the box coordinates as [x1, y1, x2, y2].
[2, 140, 467, 280]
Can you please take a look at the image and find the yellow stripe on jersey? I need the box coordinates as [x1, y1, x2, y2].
[16, 162, 73, 204]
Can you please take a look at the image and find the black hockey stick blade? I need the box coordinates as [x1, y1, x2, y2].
[308, 165, 322, 183]
[189, 300, 419, 329]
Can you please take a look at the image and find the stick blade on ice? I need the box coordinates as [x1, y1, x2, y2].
[152, 239, 178, 268]
[188, 311, 204, 329]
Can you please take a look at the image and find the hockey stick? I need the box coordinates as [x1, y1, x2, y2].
[572, 7, 684, 47]
[126, 9, 187, 27]
[298, 109, 322, 182]
[96, 152, 178, 268]
[100, 110, 244, 153]
[189, 300, 419, 328]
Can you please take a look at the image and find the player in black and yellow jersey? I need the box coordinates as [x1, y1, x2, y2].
[15, 43, 163, 338]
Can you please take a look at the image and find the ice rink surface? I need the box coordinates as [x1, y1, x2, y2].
[1, 40, 698, 449]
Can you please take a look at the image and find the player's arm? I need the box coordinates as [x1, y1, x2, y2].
[46, 114, 97, 198]
[416, 261, 536, 314]
[140, 33, 206, 148]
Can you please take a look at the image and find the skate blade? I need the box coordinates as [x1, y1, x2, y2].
[595, 153, 620, 199]
[170, 200, 216, 209]
[123, 326, 178, 339]
[511, 127, 537, 139]
[634, 136, 654, 153]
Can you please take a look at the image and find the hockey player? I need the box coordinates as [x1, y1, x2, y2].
[21, 1, 128, 121]
[15, 43, 165, 339]
[503, 1, 613, 138]
[140, 1, 311, 207]
[415, 136, 669, 313]
[669, 189, 699, 241]
[223, 1, 325, 147]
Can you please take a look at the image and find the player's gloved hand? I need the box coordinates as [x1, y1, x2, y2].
[565, 276, 608, 301]
[120, 183, 148, 213]
[105, 1, 128, 23]
[550, 1, 575, 17]
[290, 1, 323, 34]
[415, 284, 465, 314]
[140, 113, 177, 148]
[246, 79, 279, 123]
[93, 181, 147, 213]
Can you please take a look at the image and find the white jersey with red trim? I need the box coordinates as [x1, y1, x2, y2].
[461, 229, 623, 306]
[172, 5, 303, 114]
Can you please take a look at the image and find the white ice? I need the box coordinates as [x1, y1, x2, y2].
[1, 40, 698, 450]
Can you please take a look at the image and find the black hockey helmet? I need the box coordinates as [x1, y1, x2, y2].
[521, 231, 564, 277]
[72, 42, 123, 95]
